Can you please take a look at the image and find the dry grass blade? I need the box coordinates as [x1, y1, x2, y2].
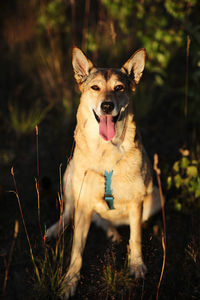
[154, 154, 166, 300]
[35, 125, 43, 239]
[184, 35, 191, 119]
[1, 220, 19, 300]
[10, 167, 41, 283]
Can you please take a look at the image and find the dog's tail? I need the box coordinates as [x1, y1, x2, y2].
[142, 186, 164, 222]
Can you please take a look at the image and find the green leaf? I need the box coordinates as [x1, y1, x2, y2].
[174, 174, 182, 188]
[167, 176, 172, 189]
[186, 166, 198, 178]
[181, 157, 190, 169]
[174, 199, 182, 211]
[173, 161, 180, 172]
[195, 189, 200, 198]
[194, 181, 200, 198]
[183, 177, 190, 186]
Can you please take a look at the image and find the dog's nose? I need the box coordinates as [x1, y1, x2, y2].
[101, 101, 114, 114]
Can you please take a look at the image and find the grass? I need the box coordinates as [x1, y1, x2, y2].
[153, 154, 166, 300]
[5, 129, 144, 300]
[10, 165, 68, 300]
[9, 100, 51, 135]
[1, 111, 199, 300]
[7, 125, 68, 300]
[33, 242, 66, 300]
[100, 247, 136, 299]
[1, 133, 200, 300]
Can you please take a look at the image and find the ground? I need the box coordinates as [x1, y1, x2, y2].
[0, 110, 200, 300]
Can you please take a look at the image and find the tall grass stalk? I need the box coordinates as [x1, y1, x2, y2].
[36, 125, 40, 187]
[1, 220, 19, 300]
[35, 125, 43, 240]
[11, 154, 67, 298]
[154, 154, 166, 300]
[184, 35, 191, 120]
[10, 167, 41, 283]
[63, 140, 75, 197]
[58, 164, 65, 253]
[33, 128, 66, 299]
[184, 35, 191, 148]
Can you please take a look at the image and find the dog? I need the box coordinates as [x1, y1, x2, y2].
[46, 46, 162, 299]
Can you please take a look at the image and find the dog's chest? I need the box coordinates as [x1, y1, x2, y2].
[71, 135, 145, 211]
[93, 142, 124, 169]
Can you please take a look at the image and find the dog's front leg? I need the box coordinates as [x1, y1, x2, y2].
[62, 207, 93, 299]
[129, 201, 147, 279]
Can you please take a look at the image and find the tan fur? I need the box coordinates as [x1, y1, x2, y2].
[46, 47, 162, 299]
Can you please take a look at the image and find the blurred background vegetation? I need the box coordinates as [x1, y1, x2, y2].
[0, 0, 200, 208]
[1, 1, 200, 299]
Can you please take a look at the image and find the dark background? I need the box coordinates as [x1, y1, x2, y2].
[0, 1, 200, 299]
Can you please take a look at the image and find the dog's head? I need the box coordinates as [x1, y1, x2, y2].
[72, 47, 146, 142]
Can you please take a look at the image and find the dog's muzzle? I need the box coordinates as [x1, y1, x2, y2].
[93, 104, 123, 141]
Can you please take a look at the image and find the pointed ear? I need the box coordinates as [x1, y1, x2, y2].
[72, 47, 94, 84]
[121, 48, 146, 89]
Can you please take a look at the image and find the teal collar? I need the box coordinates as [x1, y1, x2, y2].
[104, 157, 122, 210]
[104, 170, 115, 210]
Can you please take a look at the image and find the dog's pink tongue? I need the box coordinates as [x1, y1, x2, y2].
[99, 115, 115, 141]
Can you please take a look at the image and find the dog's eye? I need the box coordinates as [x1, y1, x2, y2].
[91, 85, 100, 91]
[114, 85, 124, 92]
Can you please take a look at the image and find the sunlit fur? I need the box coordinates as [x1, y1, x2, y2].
[46, 47, 162, 299]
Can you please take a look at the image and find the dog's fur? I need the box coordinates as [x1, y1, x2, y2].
[46, 47, 162, 299]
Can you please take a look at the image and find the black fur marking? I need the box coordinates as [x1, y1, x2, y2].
[82, 68, 132, 90]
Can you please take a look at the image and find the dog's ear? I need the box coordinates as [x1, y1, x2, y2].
[121, 48, 146, 90]
[72, 47, 94, 85]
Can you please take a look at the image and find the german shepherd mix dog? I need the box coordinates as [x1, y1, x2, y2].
[46, 47, 162, 299]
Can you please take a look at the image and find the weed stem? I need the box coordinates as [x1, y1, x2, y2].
[1, 220, 19, 300]
[11, 167, 41, 283]
[154, 154, 166, 300]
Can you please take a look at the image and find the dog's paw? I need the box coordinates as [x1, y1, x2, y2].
[130, 262, 147, 279]
[61, 272, 80, 299]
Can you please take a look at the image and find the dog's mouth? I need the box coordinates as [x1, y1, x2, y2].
[93, 110, 120, 141]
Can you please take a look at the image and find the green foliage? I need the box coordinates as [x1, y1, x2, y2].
[2, 0, 200, 139]
[167, 151, 200, 210]
[100, 249, 134, 298]
[1, 0, 200, 214]
[33, 241, 66, 300]
[9, 100, 51, 135]
[165, 0, 197, 20]
[38, 0, 66, 31]
[184, 239, 200, 298]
